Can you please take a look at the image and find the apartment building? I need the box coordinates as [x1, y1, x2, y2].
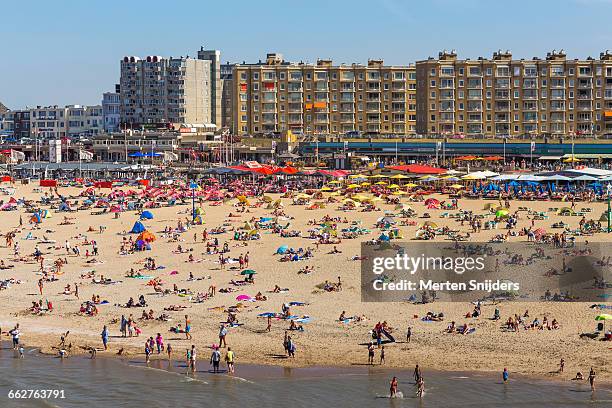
[232, 53, 416, 136]
[29, 106, 68, 139]
[0, 110, 14, 137]
[120, 55, 212, 127]
[197, 47, 222, 128]
[416, 49, 612, 137]
[220, 63, 235, 131]
[66, 105, 103, 138]
[103, 88, 121, 133]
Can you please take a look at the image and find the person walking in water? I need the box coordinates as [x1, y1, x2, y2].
[416, 376, 425, 398]
[588, 367, 595, 392]
[503, 367, 509, 383]
[390, 376, 398, 398]
[367, 342, 375, 365]
[101, 325, 109, 351]
[210, 347, 221, 373]
[225, 347, 235, 374]
[414, 364, 421, 383]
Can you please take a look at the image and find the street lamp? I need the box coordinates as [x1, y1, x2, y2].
[607, 184, 612, 233]
[190, 180, 197, 222]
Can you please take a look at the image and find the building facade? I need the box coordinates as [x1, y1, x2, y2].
[220, 63, 235, 131]
[416, 50, 612, 137]
[29, 106, 68, 139]
[119, 55, 212, 127]
[232, 53, 416, 136]
[103, 90, 121, 133]
[0, 110, 14, 138]
[197, 47, 222, 128]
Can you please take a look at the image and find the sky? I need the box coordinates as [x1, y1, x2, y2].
[2, 0, 612, 108]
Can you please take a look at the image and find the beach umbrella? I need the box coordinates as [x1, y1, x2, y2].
[495, 209, 510, 218]
[369, 174, 388, 178]
[596, 314, 612, 330]
[421, 221, 438, 228]
[347, 184, 360, 189]
[240, 269, 257, 276]
[388, 184, 400, 189]
[533, 228, 547, 239]
[390, 174, 409, 179]
[236, 294, 252, 301]
[374, 181, 388, 185]
[563, 156, 581, 163]
[349, 174, 367, 179]
[320, 187, 333, 192]
[360, 182, 371, 186]
[328, 180, 342, 184]
[450, 184, 463, 189]
[405, 183, 418, 188]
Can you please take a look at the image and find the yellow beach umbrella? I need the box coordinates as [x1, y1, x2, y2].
[563, 156, 581, 163]
[360, 182, 371, 186]
[450, 184, 463, 189]
[347, 184, 360, 189]
[328, 180, 342, 184]
[349, 174, 367, 179]
[375, 181, 388, 185]
[369, 174, 389, 178]
[405, 183, 418, 188]
[388, 184, 400, 189]
[390, 174, 409, 179]
[320, 187, 333, 192]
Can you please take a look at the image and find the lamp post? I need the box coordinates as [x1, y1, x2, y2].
[606, 183, 612, 234]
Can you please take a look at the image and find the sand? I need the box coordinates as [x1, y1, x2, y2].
[0, 184, 609, 381]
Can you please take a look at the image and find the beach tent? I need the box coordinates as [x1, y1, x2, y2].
[378, 233, 390, 241]
[130, 221, 146, 233]
[41, 210, 52, 218]
[140, 210, 154, 220]
[276, 245, 289, 254]
[193, 215, 204, 225]
[241, 221, 254, 230]
[30, 213, 42, 223]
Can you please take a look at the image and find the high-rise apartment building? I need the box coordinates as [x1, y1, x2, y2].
[416, 50, 612, 137]
[120, 55, 212, 127]
[197, 47, 222, 128]
[232, 53, 416, 136]
[220, 63, 235, 131]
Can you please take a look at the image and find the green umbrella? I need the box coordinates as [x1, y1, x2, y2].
[595, 313, 612, 330]
[241, 269, 257, 275]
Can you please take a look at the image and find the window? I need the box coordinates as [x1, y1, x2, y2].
[252, 72, 259, 80]
[430, 80, 436, 87]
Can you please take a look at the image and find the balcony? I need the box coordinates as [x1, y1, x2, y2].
[494, 116, 510, 122]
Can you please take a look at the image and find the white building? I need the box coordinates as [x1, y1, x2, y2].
[67, 105, 103, 138]
[30, 106, 68, 139]
[103, 92, 120, 132]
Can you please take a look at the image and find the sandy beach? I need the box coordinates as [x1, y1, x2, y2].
[0, 183, 609, 382]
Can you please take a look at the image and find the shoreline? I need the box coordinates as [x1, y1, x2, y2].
[5, 329, 611, 387]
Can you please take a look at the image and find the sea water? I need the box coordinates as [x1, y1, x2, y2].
[0, 345, 609, 408]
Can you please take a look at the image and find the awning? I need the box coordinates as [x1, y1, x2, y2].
[538, 156, 563, 160]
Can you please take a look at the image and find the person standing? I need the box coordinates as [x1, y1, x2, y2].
[190, 345, 197, 372]
[225, 347, 235, 374]
[210, 347, 221, 373]
[406, 326, 412, 343]
[9, 324, 20, 350]
[167, 343, 173, 361]
[414, 364, 422, 383]
[185, 315, 192, 340]
[503, 367, 509, 383]
[588, 367, 595, 392]
[367, 342, 375, 365]
[219, 324, 228, 348]
[101, 325, 109, 351]
[559, 358, 565, 373]
[380, 345, 385, 365]
[155, 333, 164, 354]
[120, 315, 127, 337]
[37, 279, 44, 295]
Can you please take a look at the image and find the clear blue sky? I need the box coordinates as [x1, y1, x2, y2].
[2, 0, 612, 109]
